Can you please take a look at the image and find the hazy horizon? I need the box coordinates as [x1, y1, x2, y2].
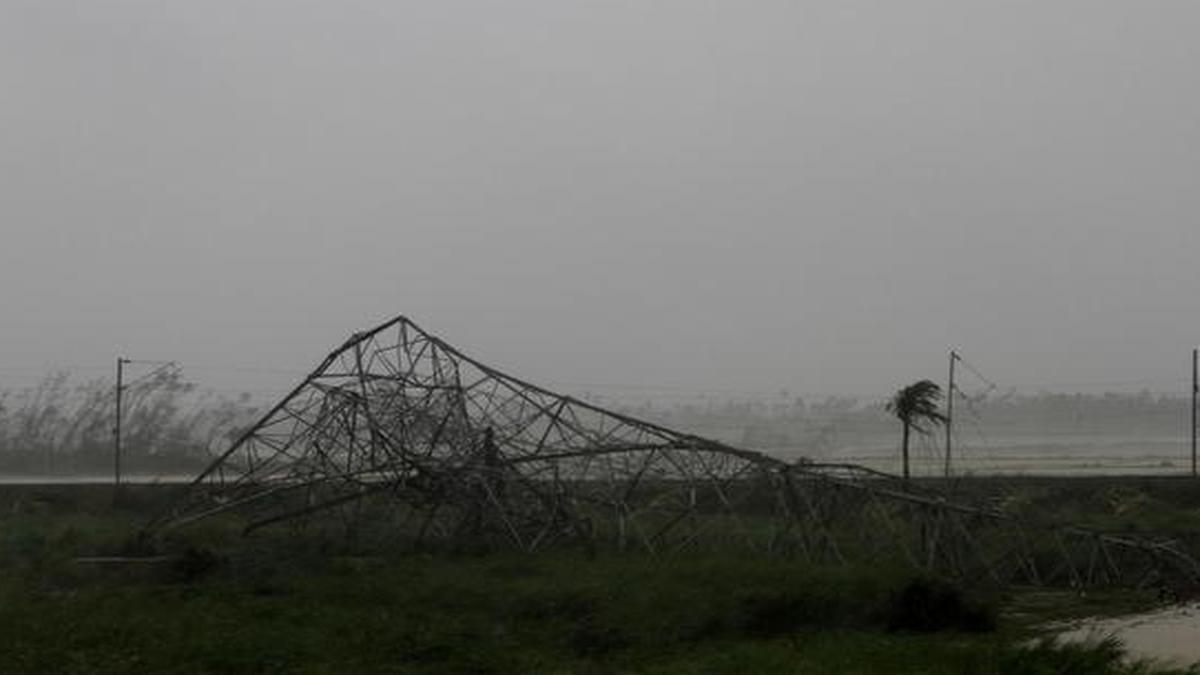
[4, 2, 1200, 404]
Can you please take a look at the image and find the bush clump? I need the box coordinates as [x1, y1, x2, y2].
[885, 577, 996, 633]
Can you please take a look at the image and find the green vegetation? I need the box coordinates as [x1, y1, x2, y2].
[0, 484, 1196, 674]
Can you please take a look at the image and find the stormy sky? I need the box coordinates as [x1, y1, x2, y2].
[2, 1, 1199, 402]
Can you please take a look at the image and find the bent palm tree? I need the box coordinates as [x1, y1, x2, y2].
[887, 380, 948, 482]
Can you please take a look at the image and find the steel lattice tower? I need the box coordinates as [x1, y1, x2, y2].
[149, 315, 1200, 589]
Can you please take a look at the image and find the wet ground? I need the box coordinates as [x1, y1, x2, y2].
[1057, 603, 1200, 667]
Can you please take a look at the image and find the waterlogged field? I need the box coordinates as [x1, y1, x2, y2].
[1, 483, 1199, 674]
[767, 438, 1196, 477]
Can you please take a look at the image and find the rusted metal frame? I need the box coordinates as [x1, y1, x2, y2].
[398, 330, 434, 385]
[305, 394, 353, 475]
[341, 394, 362, 476]
[606, 450, 661, 549]
[908, 502, 962, 578]
[152, 314, 1200, 587]
[371, 380, 463, 393]
[483, 396, 560, 458]
[361, 340, 403, 380]
[923, 505, 945, 571]
[525, 478, 581, 553]
[351, 341, 395, 477]
[476, 388, 540, 445]
[504, 388, 547, 431]
[862, 487, 922, 570]
[792, 475, 849, 564]
[867, 492, 1194, 586]
[1065, 531, 1189, 586]
[651, 448, 708, 547]
[214, 392, 330, 475]
[943, 509, 1003, 585]
[666, 521, 707, 557]
[977, 521, 1031, 587]
[1084, 536, 1105, 586]
[404, 317, 737, 457]
[1009, 522, 1045, 586]
[460, 377, 510, 427]
[1142, 541, 1200, 585]
[692, 458, 764, 552]
[596, 453, 626, 528]
[797, 463, 939, 499]
[217, 420, 330, 489]
[460, 382, 514, 434]
[568, 403, 645, 449]
[789, 474, 846, 565]
[244, 481, 393, 535]
[768, 470, 809, 559]
[1097, 538, 1122, 585]
[555, 402, 618, 453]
[223, 393, 460, 494]
[526, 517, 559, 553]
[624, 498, 662, 557]
[806, 469, 1155, 583]
[397, 319, 411, 375]
[617, 448, 660, 507]
[336, 484, 368, 538]
[493, 460, 566, 523]
[427, 340, 448, 389]
[651, 502, 705, 554]
[489, 394, 539, 446]
[454, 372, 496, 399]
[614, 498, 630, 551]
[1049, 532, 1084, 587]
[160, 458, 408, 534]
[525, 393, 672, 468]
[531, 398, 571, 457]
[155, 484, 294, 533]
[818, 482, 884, 562]
[613, 455, 682, 552]
[413, 502, 448, 545]
[642, 477, 711, 551]
[256, 392, 350, 451]
[472, 475, 529, 550]
[811, 473, 1010, 522]
[403, 405, 457, 471]
[655, 494, 708, 555]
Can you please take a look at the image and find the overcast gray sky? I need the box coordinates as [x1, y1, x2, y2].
[2, 1, 1199, 402]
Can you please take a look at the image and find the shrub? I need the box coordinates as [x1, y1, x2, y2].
[885, 577, 995, 633]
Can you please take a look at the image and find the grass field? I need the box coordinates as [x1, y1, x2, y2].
[1, 481, 1198, 674]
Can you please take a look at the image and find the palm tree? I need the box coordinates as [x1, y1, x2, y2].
[887, 380, 948, 483]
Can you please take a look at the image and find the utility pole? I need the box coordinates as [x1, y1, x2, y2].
[944, 350, 957, 479]
[114, 357, 129, 492]
[113, 357, 177, 497]
[1192, 348, 1197, 478]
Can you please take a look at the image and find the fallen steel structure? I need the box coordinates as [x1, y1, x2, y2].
[149, 316, 1200, 589]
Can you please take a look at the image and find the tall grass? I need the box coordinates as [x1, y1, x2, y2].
[0, 487, 1193, 674]
[0, 371, 258, 474]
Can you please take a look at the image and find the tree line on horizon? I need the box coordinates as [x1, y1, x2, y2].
[0, 370, 1193, 474]
[0, 370, 259, 475]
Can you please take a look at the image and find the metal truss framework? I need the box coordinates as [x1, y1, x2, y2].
[151, 316, 1200, 589]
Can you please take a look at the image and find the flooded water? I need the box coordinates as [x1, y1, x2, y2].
[1056, 604, 1200, 667]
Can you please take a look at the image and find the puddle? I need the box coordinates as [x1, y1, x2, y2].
[1055, 603, 1200, 667]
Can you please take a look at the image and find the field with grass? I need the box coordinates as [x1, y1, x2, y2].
[1, 481, 1199, 674]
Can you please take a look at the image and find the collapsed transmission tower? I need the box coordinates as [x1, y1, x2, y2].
[150, 316, 1200, 589]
